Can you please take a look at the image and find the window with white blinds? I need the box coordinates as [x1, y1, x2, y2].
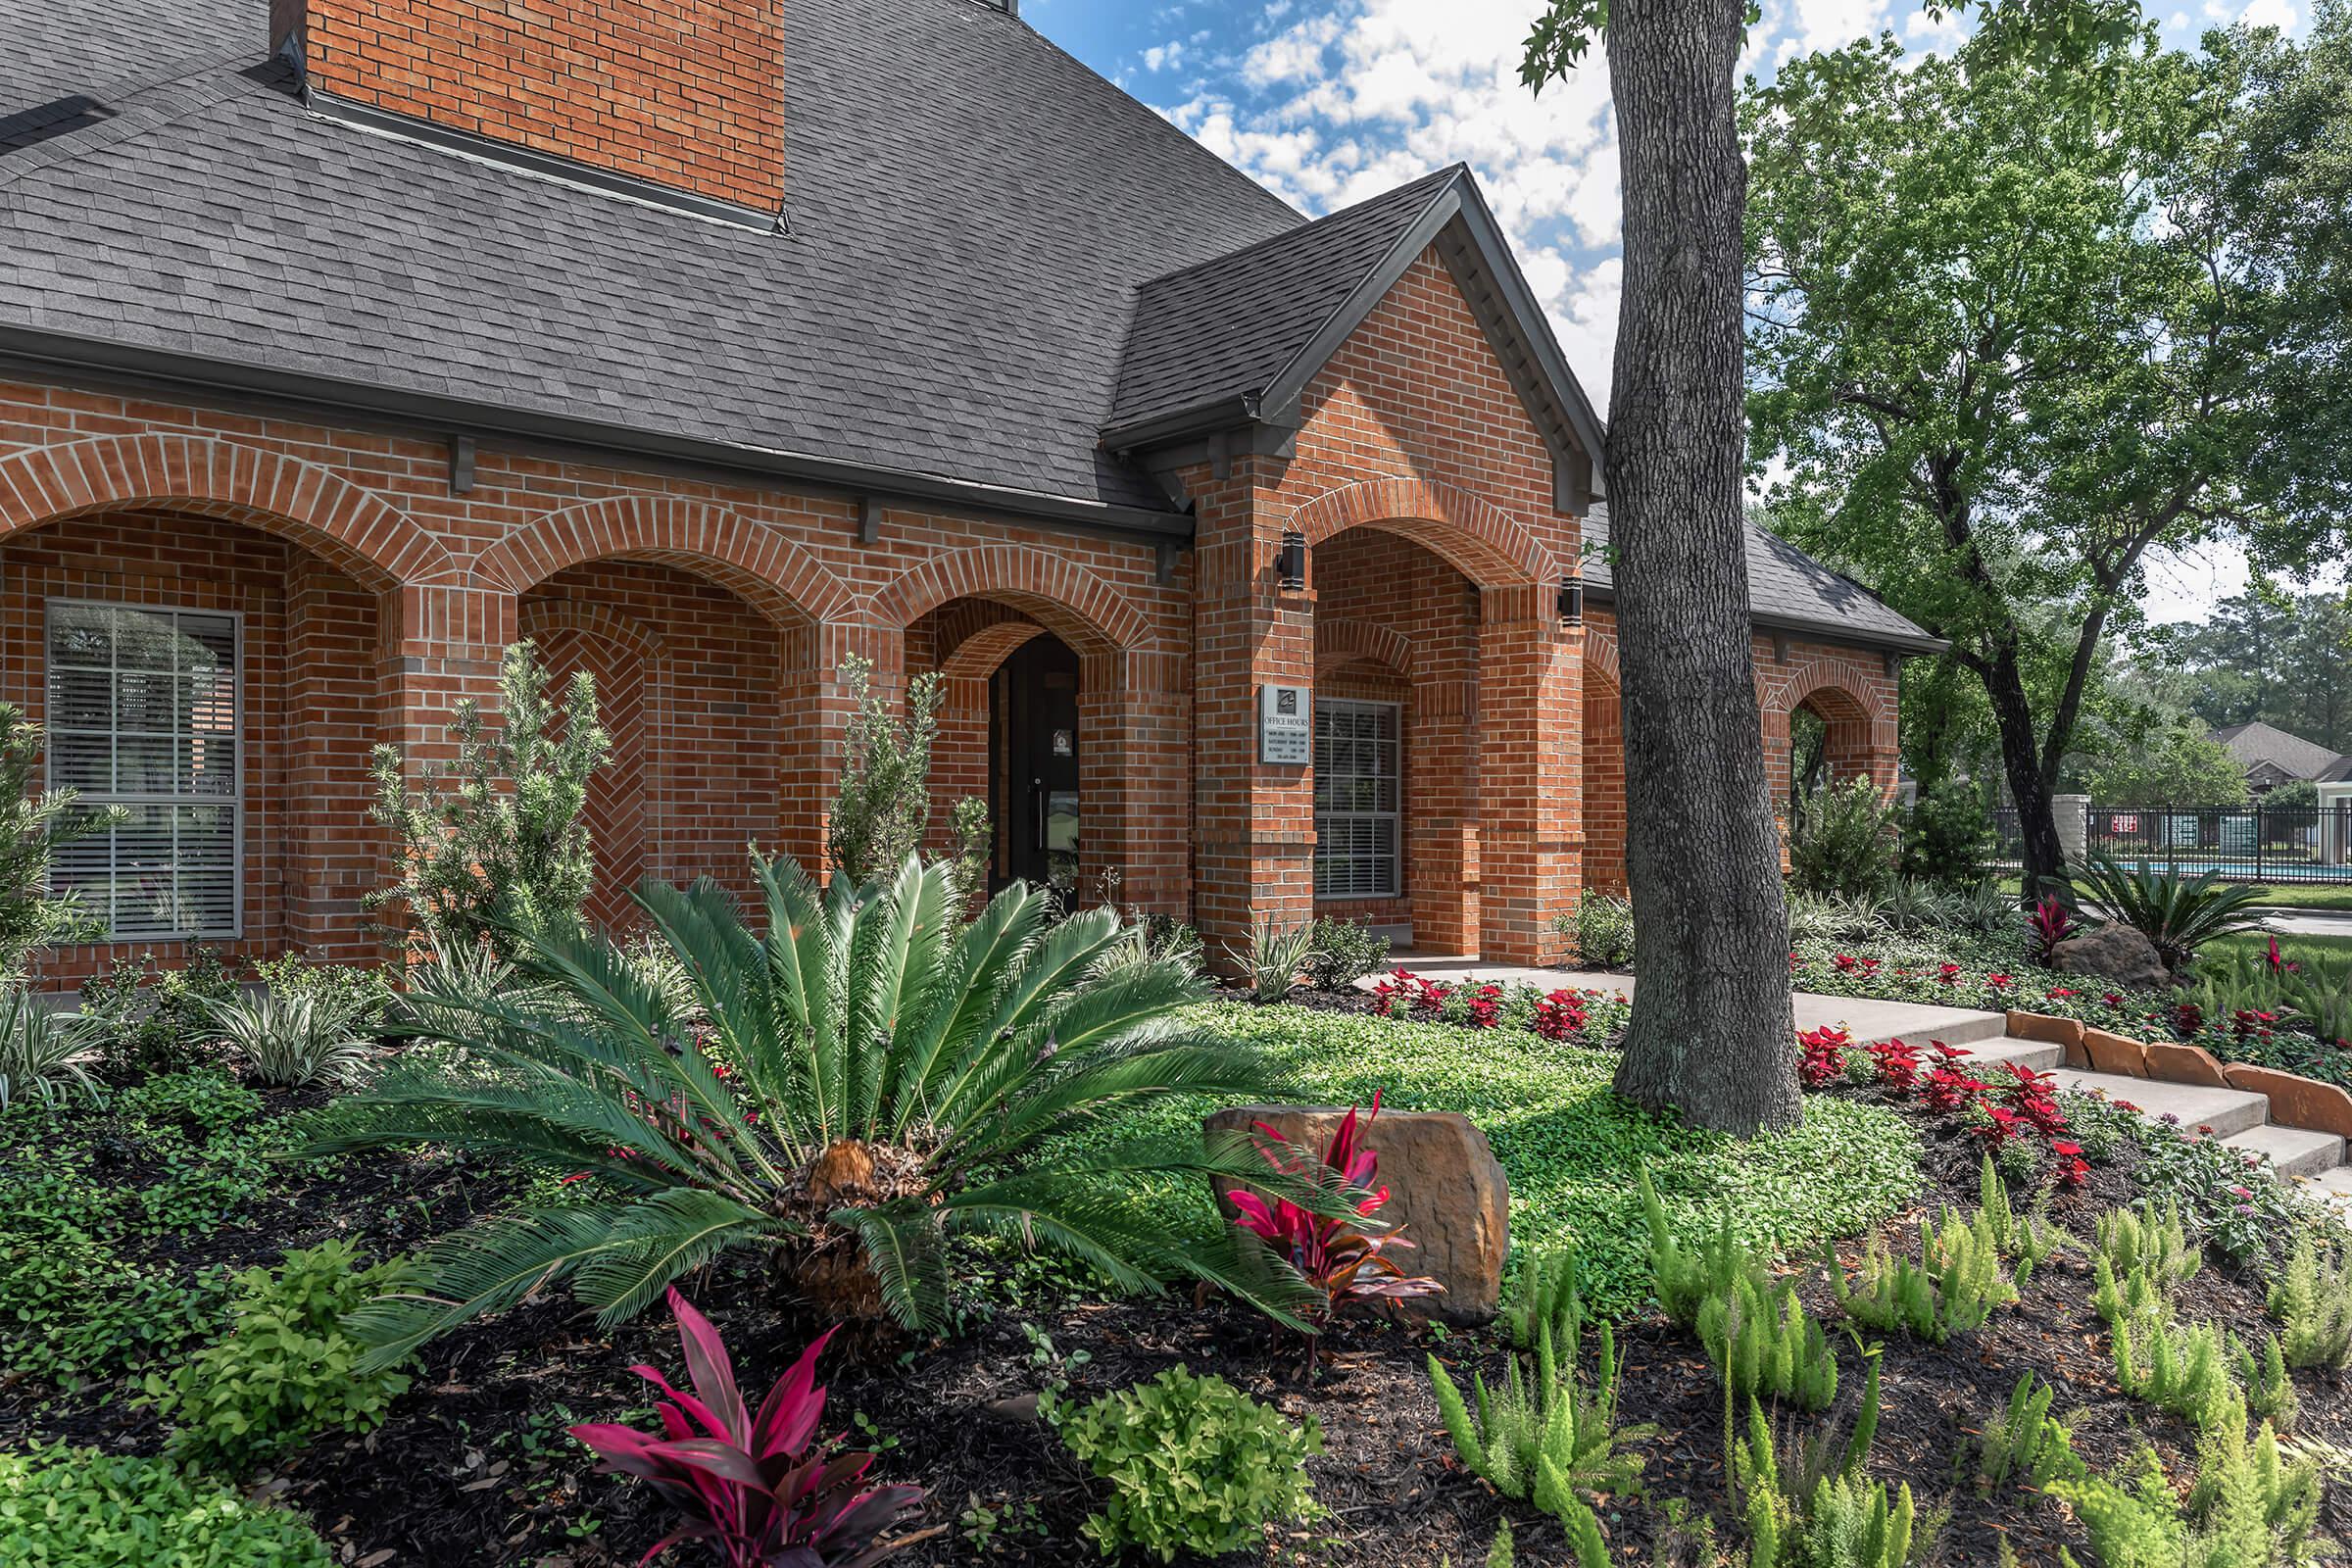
[46, 603, 241, 940]
[1313, 699, 1400, 900]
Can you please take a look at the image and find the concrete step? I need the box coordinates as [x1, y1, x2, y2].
[2221, 1123, 2349, 1181]
[1797, 997, 2009, 1050]
[1951, 1037, 2067, 1073]
[2048, 1068, 2273, 1140]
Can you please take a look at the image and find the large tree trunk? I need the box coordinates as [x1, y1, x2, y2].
[1983, 654, 2068, 893]
[1605, 0, 1798, 1136]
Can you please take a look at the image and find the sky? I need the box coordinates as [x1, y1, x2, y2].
[1019, 0, 2321, 623]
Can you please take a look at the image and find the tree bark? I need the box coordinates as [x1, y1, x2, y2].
[1981, 650, 2068, 894]
[1604, 0, 1799, 1135]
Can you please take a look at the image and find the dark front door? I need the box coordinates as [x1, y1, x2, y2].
[994, 633, 1080, 890]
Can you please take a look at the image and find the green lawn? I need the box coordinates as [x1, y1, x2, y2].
[1076, 1003, 1924, 1316]
[2204, 929, 2352, 963]
[1999, 872, 2352, 912]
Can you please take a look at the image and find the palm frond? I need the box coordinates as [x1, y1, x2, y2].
[847, 856, 949, 1139]
[836, 1201, 951, 1332]
[924, 906, 1125, 1127]
[885, 880, 1048, 1134]
[571, 1190, 787, 1325]
[939, 1042, 1280, 1167]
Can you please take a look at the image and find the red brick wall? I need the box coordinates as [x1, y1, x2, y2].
[279, 0, 787, 215]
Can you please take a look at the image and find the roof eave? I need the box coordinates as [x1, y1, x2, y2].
[0, 323, 1197, 546]
[1580, 580, 1947, 658]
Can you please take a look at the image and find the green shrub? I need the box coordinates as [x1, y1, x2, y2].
[1976, 1374, 2087, 1492]
[1048, 1367, 1321, 1562]
[1230, 914, 1315, 1002]
[2050, 1417, 2320, 1568]
[1975, 1156, 2060, 1283]
[2069, 857, 2268, 970]
[0, 703, 124, 981]
[2111, 1310, 2240, 1433]
[1302, 916, 1391, 991]
[206, 991, 372, 1090]
[1503, 1244, 1583, 1350]
[0, 987, 103, 1109]
[1899, 780, 2000, 891]
[2234, 1331, 2298, 1431]
[1560, 890, 1637, 968]
[76, 948, 241, 1076]
[1732, 1362, 1931, 1568]
[1831, 1208, 2014, 1344]
[1786, 890, 1890, 944]
[1787, 776, 1900, 901]
[368, 638, 609, 955]
[143, 1240, 415, 1471]
[1429, 1297, 1651, 1533]
[2267, 1237, 2352, 1371]
[1698, 1266, 1840, 1412]
[0, 1444, 331, 1566]
[826, 653, 990, 906]
[2092, 1199, 2200, 1325]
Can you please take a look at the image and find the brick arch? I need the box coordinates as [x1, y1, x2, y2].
[866, 545, 1149, 656]
[1291, 477, 1556, 590]
[1770, 655, 1892, 727]
[0, 433, 457, 590]
[1581, 624, 1620, 694]
[940, 617, 1050, 681]
[475, 495, 853, 628]
[1314, 616, 1417, 680]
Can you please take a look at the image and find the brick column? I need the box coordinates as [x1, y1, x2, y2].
[283, 556, 383, 960]
[1191, 462, 1314, 969]
[1080, 644, 1190, 917]
[776, 618, 903, 878]
[1476, 588, 1579, 965]
[1406, 671, 1479, 953]
[377, 580, 515, 948]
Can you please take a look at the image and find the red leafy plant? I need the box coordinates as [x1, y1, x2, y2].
[568, 1290, 930, 1568]
[1798, 1025, 1853, 1089]
[2030, 897, 2077, 964]
[1227, 1094, 1444, 1352]
[1532, 988, 1590, 1042]
[1461, 982, 1503, 1029]
[1866, 1037, 1923, 1095]
[1370, 968, 1449, 1018]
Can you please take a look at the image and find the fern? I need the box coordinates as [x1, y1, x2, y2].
[1642, 1166, 1749, 1326]
[2096, 1200, 2200, 1300]
[1977, 1155, 2061, 1285]
[1976, 1374, 2088, 1493]
[2231, 1331, 2299, 1433]
[1506, 1245, 1584, 1350]
[2112, 1311, 2241, 1434]
[2267, 1237, 2352, 1372]
[1832, 1209, 2014, 1344]
[1697, 1266, 1839, 1412]
[1731, 1366, 1925, 1568]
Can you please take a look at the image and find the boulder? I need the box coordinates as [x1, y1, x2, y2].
[2144, 1042, 2231, 1090]
[2220, 1066, 2352, 1140]
[1204, 1105, 1507, 1325]
[2081, 1029, 2150, 1078]
[2049, 925, 2170, 992]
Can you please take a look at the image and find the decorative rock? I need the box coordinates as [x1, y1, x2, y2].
[2049, 925, 2170, 991]
[1203, 1105, 1507, 1325]
[2081, 1029, 2150, 1078]
[2144, 1042, 2231, 1090]
[2220, 1066, 2352, 1141]
[2006, 1011, 2087, 1068]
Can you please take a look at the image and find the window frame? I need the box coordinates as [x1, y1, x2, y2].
[1311, 696, 1402, 902]
[42, 598, 246, 942]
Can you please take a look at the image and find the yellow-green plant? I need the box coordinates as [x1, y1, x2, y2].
[1832, 1208, 2014, 1344]
[2112, 1311, 2240, 1433]
[2266, 1237, 2352, 1372]
[1975, 1155, 2060, 1284]
[1642, 1165, 1752, 1326]
[1976, 1373, 2088, 1493]
[2233, 1331, 2299, 1432]
[1731, 1359, 1929, 1568]
[2051, 1410, 2322, 1568]
[2096, 1199, 2200, 1299]
[1698, 1263, 1840, 1411]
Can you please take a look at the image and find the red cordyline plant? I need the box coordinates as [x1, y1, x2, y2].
[568, 1290, 931, 1568]
[2030, 897, 2077, 964]
[1228, 1094, 1443, 1361]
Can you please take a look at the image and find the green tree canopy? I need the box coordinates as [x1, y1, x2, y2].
[1742, 4, 2352, 885]
[2081, 725, 2250, 806]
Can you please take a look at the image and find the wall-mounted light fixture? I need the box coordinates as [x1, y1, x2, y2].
[1556, 574, 1584, 626]
[1277, 529, 1307, 592]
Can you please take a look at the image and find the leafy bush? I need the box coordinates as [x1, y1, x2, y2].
[1301, 916, 1392, 991]
[1787, 776, 1900, 901]
[1899, 779, 2000, 890]
[1049, 1367, 1321, 1562]
[1831, 1207, 2015, 1344]
[827, 654, 990, 906]
[368, 639, 609, 956]
[2070, 856, 2269, 970]
[0, 703, 125, 981]
[207, 991, 372, 1089]
[1231, 914, 1315, 1002]
[76, 947, 242, 1077]
[2111, 1311, 2240, 1433]
[1562, 890, 1637, 968]
[1976, 1374, 2087, 1492]
[309, 856, 1304, 1359]
[2267, 1237, 2352, 1371]
[0, 1443, 331, 1567]
[144, 1240, 415, 1471]
[2049, 1418, 2320, 1568]
[1428, 1289, 1650, 1542]
[568, 1289, 926, 1568]
[1786, 890, 1890, 945]
[0, 987, 103, 1108]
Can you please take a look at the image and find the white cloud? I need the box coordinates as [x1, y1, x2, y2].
[1142, 40, 1188, 73]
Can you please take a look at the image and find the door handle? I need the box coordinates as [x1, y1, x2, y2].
[1032, 777, 1046, 846]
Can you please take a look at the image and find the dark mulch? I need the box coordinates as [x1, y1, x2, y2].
[5, 1081, 2344, 1566]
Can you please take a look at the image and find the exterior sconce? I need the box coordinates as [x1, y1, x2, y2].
[1556, 574, 1583, 626]
[1277, 529, 1307, 592]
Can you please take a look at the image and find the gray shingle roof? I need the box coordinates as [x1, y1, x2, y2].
[1, 0, 1305, 514]
[2208, 722, 2343, 782]
[1108, 167, 1464, 435]
[1580, 507, 1942, 654]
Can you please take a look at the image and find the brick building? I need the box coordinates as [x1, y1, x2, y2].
[0, 0, 1935, 983]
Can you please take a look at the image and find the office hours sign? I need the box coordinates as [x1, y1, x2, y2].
[1259, 683, 1311, 764]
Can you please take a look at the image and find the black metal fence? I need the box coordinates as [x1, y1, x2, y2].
[1990, 802, 2352, 884]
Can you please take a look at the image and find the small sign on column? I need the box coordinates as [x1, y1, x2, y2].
[1259, 683, 1311, 764]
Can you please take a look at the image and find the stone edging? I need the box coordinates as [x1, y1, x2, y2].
[2007, 1009, 2352, 1143]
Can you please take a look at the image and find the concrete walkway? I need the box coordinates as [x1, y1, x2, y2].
[1366, 956, 2351, 1225]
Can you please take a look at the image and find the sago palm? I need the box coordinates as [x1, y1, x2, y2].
[310, 854, 1319, 1368]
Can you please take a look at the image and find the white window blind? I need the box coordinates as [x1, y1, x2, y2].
[46, 603, 240, 940]
[1313, 699, 1399, 899]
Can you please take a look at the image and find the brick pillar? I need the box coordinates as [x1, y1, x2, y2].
[1476, 589, 1578, 965]
[377, 580, 515, 948]
[1580, 677, 1627, 894]
[1079, 645, 1190, 918]
[283, 555, 381, 960]
[1762, 703, 1794, 862]
[776, 618, 903, 878]
[1407, 670, 1478, 953]
[1191, 462, 1314, 969]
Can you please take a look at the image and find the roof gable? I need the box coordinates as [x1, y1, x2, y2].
[2208, 721, 2343, 780]
[1102, 166, 1605, 502]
